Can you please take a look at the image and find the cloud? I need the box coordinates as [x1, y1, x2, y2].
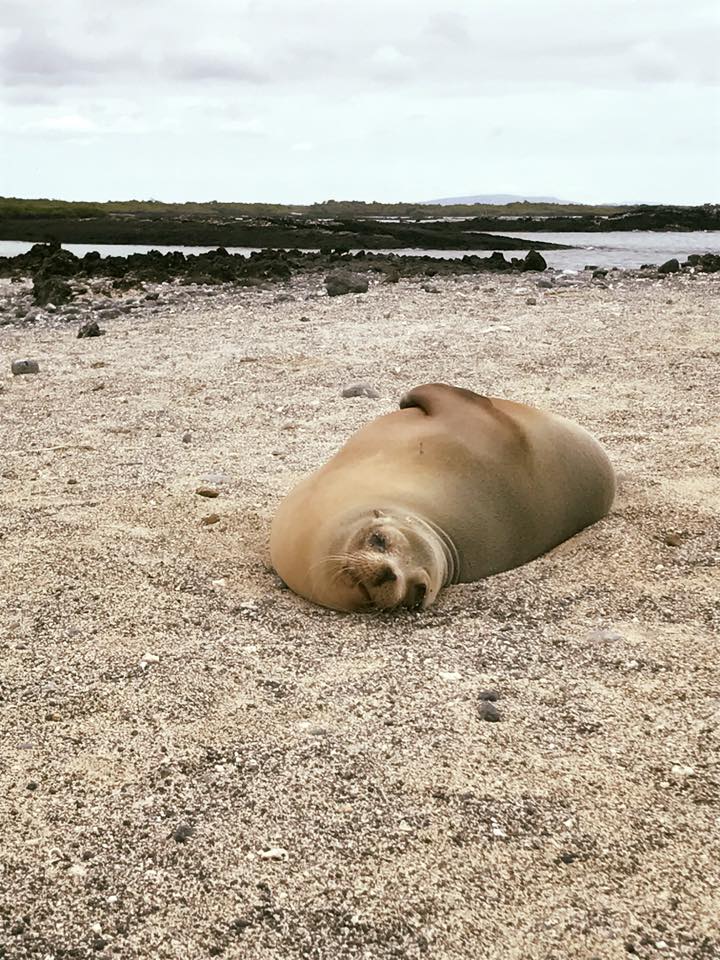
[30, 113, 96, 131]
[0, 0, 717, 204]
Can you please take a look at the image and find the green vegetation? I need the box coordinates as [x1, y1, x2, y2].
[0, 196, 627, 221]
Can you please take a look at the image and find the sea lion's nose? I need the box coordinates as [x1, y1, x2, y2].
[373, 565, 397, 586]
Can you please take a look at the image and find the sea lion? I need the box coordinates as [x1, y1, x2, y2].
[270, 383, 615, 612]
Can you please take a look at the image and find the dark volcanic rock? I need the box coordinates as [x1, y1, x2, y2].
[32, 274, 73, 306]
[382, 265, 400, 283]
[685, 253, 720, 273]
[486, 252, 512, 271]
[521, 249, 547, 272]
[325, 270, 369, 297]
[77, 319, 103, 338]
[658, 258, 680, 274]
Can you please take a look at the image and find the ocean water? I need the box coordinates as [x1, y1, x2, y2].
[1, 231, 718, 272]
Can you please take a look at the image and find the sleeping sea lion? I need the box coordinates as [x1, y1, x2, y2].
[270, 383, 615, 612]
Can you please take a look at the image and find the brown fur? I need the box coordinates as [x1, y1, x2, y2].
[270, 384, 615, 612]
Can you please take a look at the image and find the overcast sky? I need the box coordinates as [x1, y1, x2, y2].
[1, 0, 718, 204]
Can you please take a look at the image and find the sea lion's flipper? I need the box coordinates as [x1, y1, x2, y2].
[399, 383, 493, 417]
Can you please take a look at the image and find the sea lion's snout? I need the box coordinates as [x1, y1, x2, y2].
[324, 511, 447, 613]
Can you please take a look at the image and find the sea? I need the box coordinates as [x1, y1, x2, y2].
[1, 231, 719, 273]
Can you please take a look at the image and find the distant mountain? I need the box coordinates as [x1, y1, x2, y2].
[422, 194, 565, 205]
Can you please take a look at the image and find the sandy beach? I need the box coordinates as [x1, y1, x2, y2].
[1, 268, 719, 959]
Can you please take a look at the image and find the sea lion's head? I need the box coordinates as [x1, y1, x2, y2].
[317, 508, 455, 612]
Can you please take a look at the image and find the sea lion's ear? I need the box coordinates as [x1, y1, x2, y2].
[400, 383, 492, 416]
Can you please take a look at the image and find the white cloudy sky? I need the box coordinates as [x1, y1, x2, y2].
[1, 0, 718, 204]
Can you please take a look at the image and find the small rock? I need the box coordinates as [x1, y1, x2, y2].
[141, 653, 160, 665]
[422, 284, 440, 293]
[439, 671, 461, 682]
[259, 847, 288, 861]
[325, 270, 368, 297]
[477, 688, 500, 702]
[196, 486, 220, 498]
[307, 725, 330, 737]
[172, 822, 195, 843]
[670, 764, 694, 779]
[45, 711, 61, 722]
[11, 359, 39, 376]
[663, 532, 684, 547]
[658, 258, 680, 275]
[144, 291, 160, 301]
[383, 265, 400, 283]
[525, 297, 537, 305]
[181, 431, 192, 443]
[478, 701, 502, 722]
[27, 780, 39, 791]
[77, 319, 103, 338]
[341, 383, 380, 399]
[299, 315, 311, 322]
[201, 513, 221, 526]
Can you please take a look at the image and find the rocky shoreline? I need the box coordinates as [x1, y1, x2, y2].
[1, 243, 719, 334]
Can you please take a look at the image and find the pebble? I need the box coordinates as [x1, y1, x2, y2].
[172, 822, 195, 843]
[663, 532, 683, 547]
[477, 688, 500, 702]
[181, 431, 192, 443]
[439, 671, 461, 682]
[201, 513, 221, 526]
[670, 764, 694, 779]
[27, 780, 39, 791]
[11, 359, 39, 376]
[341, 383, 380, 399]
[259, 847, 288, 861]
[141, 653, 160, 665]
[77, 319, 103, 339]
[196, 486, 220, 498]
[526, 297, 537, 305]
[478, 701, 502, 722]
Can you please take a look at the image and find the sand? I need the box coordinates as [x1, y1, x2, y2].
[1, 269, 719, 959]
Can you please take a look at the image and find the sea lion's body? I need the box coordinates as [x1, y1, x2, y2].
[270, 384, 615, 612]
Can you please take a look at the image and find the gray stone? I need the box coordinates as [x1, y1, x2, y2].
[77, 319, 103, 339]
[342, 383, 380, 399]
[478, 701, 502, 722]
[658, 258, 680, 275]
[11, 359, 39, 376]
[325, 270, 369, 297]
